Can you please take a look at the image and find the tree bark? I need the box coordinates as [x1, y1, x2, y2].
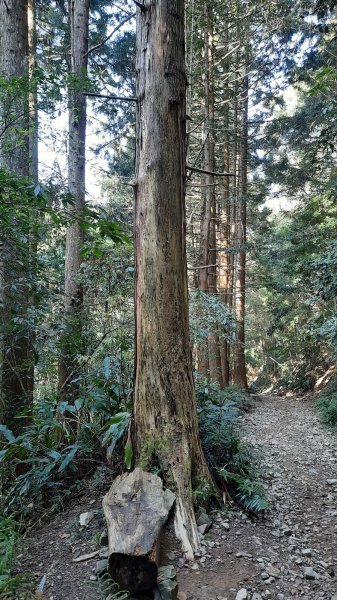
[133, 0, 213, 560]
[232, 69, 248, 390]
[0, 0, 31, 432]
[205, 7, 223, 388]
[196, 5, 212, 378]
[58, 0, 89, 403]
[217, 16, 231, 388]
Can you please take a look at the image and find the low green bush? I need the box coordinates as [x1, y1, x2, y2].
[196, 377, 268, 513]
[315, 373, 337, 427]
[0, 517, 35, 599]
[316, 393, 337, 426]
[0, 356, 131, 520]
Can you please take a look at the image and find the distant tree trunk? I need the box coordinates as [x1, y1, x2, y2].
[197, 5, 212, 377]
[28, 0, 38, 402]
[206, 8, 223, 388]
[232, 70, 248, 390]
[0, 0, 31, 432]
[28, 0, 38, 183]
[133, 0, 213, 560]
[217, 17, 230, 388]
[58, 0, 89, 402]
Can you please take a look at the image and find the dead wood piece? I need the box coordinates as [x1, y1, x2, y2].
[103, 468, 175, 594]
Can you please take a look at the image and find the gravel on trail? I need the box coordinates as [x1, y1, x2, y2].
[179, 395, 337, 600]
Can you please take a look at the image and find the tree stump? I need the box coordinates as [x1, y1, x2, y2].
[102, 468, 175, 596]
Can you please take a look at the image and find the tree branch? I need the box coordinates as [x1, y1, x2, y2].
[133, 0, 146, 11]
[84, 13, 136, 57]
[187, 165, 235, 177]
[84, 92, 137, 103]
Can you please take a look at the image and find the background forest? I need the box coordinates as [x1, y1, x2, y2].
[1, 0, 337, 597]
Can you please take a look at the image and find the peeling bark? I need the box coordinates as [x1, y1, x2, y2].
[133, 0, 213, 560]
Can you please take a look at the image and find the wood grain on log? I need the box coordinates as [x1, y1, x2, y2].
[103, 468, 175, 594]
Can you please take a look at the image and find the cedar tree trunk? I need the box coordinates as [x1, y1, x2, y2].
[58, 0, 89, 402]
[133, 0, 213, 560]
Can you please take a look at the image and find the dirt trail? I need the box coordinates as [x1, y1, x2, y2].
[21, 395, 337, 599]
[180, 395, 337, 600]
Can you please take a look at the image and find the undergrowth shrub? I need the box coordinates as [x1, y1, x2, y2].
[196, 377, 268, 513]
[316, 375, 337, 426]
[0, 517, 35, 598]
[0, 358, 131, 520]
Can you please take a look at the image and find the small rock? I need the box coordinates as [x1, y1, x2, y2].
[198, 524, 208, 535]
[158, 566, 176, 581]
[177, 593, 187, 600]
[95, 559, 108, 575]
[266, 565, 281, 578]
[252, 594, 263, 600]
[197, 513, 212, 529]
[79, 511, 95, 527]
[99, 547, 109, 558]
[303, 566, 318, 580]
[167, 551, 176, 562]
[157, 567, 179, 600]
[235, 589, 248, 600]
[327, 479, 337, 485]
[99, 530, 108, 546]
[301, 548, 312, 557]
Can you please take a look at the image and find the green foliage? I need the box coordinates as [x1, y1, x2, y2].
[0, 368, 131, 518]
[316, 375, 337, 426]
[0, 518, 17, 576]
[93, 571, 130, 599]
[196, 379, 267, 513]
[219, 470, 269, 512]
[0, 517, 34, 598]
[190, 291, 235, 344]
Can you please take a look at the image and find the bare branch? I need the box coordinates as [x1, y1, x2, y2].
[187, 165, 235, 177]
[84, 13, 136, 58]
[84, 92, 137, 103]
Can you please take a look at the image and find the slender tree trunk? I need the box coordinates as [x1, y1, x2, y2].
[232, 69, 248, 390]
[28, 0, 38, 183]
[27, 0, 38, 404]
[0, 0, 31, 432]
[218, 16, 231, 387]
[206, 8, 223, 388]
[58, 0, 89, 402]
[133, 0, 213, 560]
[196, 5, 213, 377]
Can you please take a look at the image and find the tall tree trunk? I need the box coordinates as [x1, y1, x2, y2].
[232, 70, 248, 390]
[217, 16, 231, 388]
[133, 0, 213, 560]
[206, 7, 223, 388]
[196, 5, 212, 377]
[0, 0, 31, 432]
[58, 0, 89, 402]
[28, 0, 38, 404]
[28, 0, 38, 183]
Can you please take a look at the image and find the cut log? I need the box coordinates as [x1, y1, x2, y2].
[102, 468, 175, 595]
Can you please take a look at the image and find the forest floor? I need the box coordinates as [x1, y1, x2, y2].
[19, 395, 337, 600]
